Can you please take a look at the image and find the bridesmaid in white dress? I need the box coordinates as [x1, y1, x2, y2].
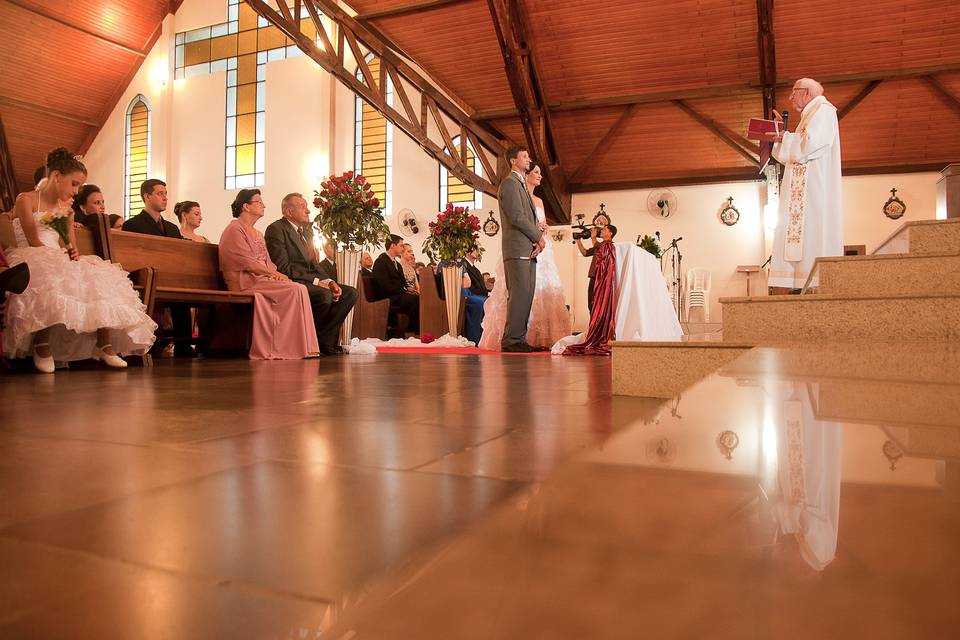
[480, 163, 571, 349]
[4, 148, 156, 372]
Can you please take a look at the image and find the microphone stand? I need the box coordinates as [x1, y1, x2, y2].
[660, 237, 684, 321]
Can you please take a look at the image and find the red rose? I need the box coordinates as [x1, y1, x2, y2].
[313, 197, 322, 208]
[345, 170, 354, 177]
[372, 198, 380, 207]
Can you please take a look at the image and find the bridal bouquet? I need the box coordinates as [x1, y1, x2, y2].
[422, 203, 483, 262]
[312, 171, 389, 250]
[39, 203, 74, 253]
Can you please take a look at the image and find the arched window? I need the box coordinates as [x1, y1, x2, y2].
[354, 53, 392, 215]
[439, 136, 483, 211]
[124, 95, 151, 219]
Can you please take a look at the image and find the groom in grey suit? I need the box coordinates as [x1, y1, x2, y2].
[499, 145, 545, 352]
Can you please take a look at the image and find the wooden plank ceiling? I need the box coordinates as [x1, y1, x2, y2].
[1, 0, 957, 195]
[350, 0, 960, 189]
[0, 0, 171, 193]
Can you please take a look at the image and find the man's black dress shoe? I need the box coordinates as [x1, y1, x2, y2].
[319, 345, 344, 356]
[0, 263, 30, 297]
[501, 343, 534, 353]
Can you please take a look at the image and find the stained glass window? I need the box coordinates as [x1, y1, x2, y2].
[439, 136, 483, 210]
[173, 0, 322, 189]
[354, 54, 392, 216]
[124, 95, 151, 219]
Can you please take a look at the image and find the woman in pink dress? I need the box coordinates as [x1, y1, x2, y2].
[219, 189, 320, 359]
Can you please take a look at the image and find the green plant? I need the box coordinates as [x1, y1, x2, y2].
[312, 170, 390, 251]
[639, 234, 661, 259]
[422, 203, 484, 262]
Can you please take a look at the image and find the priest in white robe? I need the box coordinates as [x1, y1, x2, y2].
[769, 78, 843, 292]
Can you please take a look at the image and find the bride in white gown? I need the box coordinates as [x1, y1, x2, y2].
[4, 148, 156, 372]
[479, 163, 570, 350]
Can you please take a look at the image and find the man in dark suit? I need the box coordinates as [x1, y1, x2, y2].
[122, 179, 183, 238]
[372, 234, 419, 333]
[318, 240, 338, 281]
[360, 251, 374, 277]
[264, 193, 358, 355]
[121, 178, 194, 356]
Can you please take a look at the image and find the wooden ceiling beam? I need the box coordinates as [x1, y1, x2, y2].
[923, 76, 960, 118]
[246, 0, 503, 197]
[0, 96, 99, 128]
[474, 83, 759, 120]
[672, 100, 760, 167]
[842, 163, 951, 176]
[569, 104, 639, 183]
[486, 0, 570, 222]
[837, 80, 883, 120]
[309, 0, 504, 150]
[1, 0, 147, 58]
[476, 64, 960, 121]
[571, 170, 764, 193]
[0, 113, 19, 210]
[356, 0, 471, 21]
[571, 162, 953, 193]
[756, 0, 777, 118]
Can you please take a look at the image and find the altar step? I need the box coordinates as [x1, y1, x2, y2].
[873, 218, 960, 256]
[721, 292, 960, 343]
[816, 251, 960, 297]
[718, 343, 960, 385]
[883, 424, 960, 461]
[611, 341, 751, 397]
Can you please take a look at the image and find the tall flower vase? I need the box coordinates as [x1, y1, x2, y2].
[441, 263, 463, 339]
[336, 249, 361, 345]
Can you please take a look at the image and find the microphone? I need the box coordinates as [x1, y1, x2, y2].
[781, 110, 789, 133]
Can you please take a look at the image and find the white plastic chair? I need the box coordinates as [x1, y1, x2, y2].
[685, 268, 712, 322]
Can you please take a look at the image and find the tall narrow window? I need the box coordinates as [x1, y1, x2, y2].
[354, 53, 392, 215]
[124, 95, 151, 219]
[439, 136, 483, 210]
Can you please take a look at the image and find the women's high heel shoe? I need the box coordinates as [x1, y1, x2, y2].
[33, 342, 55, 374]
[93, 344, 127, 368]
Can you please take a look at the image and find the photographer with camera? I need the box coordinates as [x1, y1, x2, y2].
[575, 224, 617, 314]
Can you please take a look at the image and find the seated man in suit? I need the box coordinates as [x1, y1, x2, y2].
[264, 193, 358, 355]
[121, 178, 195, 357]
[318, 240, 338, 281]
[372, 234, 419, 334]
[360, 251, 374, 276]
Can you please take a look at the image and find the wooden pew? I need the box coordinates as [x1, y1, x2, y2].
[351, 274, 390, 340]
[105, 227, 255, 356]
[418, 265, 465, 337]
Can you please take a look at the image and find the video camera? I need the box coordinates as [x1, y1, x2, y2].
[570, 206, 612, 241]
[571, 213, 596, 240]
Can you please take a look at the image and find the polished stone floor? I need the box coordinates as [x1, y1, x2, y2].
[0, 353, 655, 637]
[1, 347, 958, 638]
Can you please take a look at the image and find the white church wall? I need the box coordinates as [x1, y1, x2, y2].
[842, 172, 940, 253]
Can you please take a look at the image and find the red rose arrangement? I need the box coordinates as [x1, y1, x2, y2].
[422, 203, 484, 262]
[312, 171, 389, 250]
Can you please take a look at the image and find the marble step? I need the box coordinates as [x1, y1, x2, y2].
[718, 343, 960, 385]
[815, 251, 960, 297]
[873, 218, 960, 256]
[884, 425, 960, 460]
[611, 341, 752, 398]
[816, 379, 960, 429]
[720, 292, 960, 343]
